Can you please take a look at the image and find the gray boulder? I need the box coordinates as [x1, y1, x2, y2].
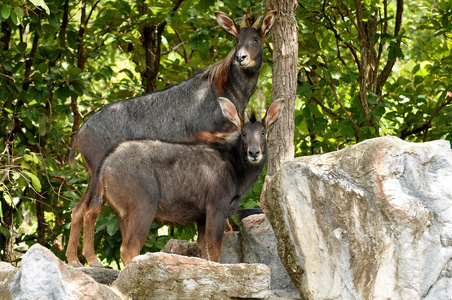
[263, 136, 452, 299]
[9, 244, 119, 299]
[0, 261, 17, 300]
[112, 252, 271, 299]
[6, 244, 273, 299]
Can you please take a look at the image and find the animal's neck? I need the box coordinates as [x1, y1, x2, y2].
[230, 63, 261, 94]
[221, 63, 261, 114]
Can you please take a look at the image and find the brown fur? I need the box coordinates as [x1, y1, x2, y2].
[185, 124, 240, 144]
[202, 50, 235, 94]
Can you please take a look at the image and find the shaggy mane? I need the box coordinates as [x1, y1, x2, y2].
[185, 128, 239, 145]
[202, 50, 235, 94]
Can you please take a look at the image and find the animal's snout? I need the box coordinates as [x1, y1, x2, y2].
[235, 52, 248, 64]
[248, 147, 261, 159]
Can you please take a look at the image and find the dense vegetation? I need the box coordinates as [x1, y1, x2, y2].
[1, 0, 451, 267]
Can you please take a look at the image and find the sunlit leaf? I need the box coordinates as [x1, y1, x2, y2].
[23, 171, 42, 192]
[29, 0, 50, 14]
[1, 5, 10, 19]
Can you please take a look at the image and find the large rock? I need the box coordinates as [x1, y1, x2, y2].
[78, 266, 120, 285]
[7, 244, 273, 299]
[240, 214, 299, 297]
[263, 136, 452, 299]
[0, 262, 17, 300]
[160, 238, 199, 257]
[9, 244, 120, 299]
[161, 215, 299, 298]
[112, 252, 271, 299]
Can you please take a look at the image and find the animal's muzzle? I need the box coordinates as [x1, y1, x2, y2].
[247, 147, 262, 163]
[235, 52, 248, 63]
[235, 51, 250, 66]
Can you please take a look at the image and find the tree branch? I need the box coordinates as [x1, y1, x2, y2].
[400, 93, 452, 140]
[312, 68, 361, 140]
[376, 0, 404, 95]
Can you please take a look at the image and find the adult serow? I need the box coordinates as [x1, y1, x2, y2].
[66, 10, 277, 267]
[89, 97, 283, 265]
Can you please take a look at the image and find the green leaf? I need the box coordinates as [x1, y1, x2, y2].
[14, 7, 24, 20]
[367, 96, 378, 104]
[49, 13, 59, 28]
[23, 171, 42, 192]
[412, 64, 420, 74]
[106, 218, 119, 236]
[297, 84, 312, 96]
[29, 0, 50, 15]
[9, 7, 20, 25]
[321, 32, 332, 49]
[0, 225, 11, 238]
[3, 192, 13, 206]
[372, 33, 380, 45]
[1, 5, 11, 20]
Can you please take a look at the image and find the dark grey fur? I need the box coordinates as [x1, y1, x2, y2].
[92, 97, 283, 263]
[66, 10, 277, 266]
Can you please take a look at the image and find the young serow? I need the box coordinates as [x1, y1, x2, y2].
[66, 10, 277, 267]
[90, 97, 283, 265]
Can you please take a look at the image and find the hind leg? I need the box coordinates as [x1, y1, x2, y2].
[120, 207, 155, 266]
[66, 185, 92, 267]
[82, 196, 105, 267]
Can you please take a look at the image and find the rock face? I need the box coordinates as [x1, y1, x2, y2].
[263, 136, 452, 299]
[0, 262, 17, 300]
[113, 252, 271, 299]
[161, 238, 199, 257]
[5, 244, 272, 299]
[9, 244, 119, 299]
[239, 214, 299, 296]
[161, 214, 299, 297]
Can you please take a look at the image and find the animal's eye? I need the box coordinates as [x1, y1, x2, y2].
[261, 130, 266, 136]
[236, 38, 240, 44]
[242, 131, 246, 137]
[254, 37, 259, 43]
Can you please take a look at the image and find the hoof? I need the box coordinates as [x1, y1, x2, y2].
[89, 261, 104, 268]
[71, 261, 83, 268]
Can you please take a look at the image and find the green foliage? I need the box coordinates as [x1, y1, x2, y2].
[1, 0, 451, 267]
[0, 0, 268, 267]
[294, 0, 452, 157]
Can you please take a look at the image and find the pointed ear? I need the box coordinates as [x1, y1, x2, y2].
[215, 11, 238, 37]
[260, 10, 277, 40]
[251, 15, 264, 29]
[263, 100, 284, 129]
[240, 14, 248, 28]
[218, 97, 242, 128]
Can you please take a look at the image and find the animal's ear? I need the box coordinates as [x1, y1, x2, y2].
[251, 15, 264, 29]
[260, 10, 277, 40]
[215, 11, 238, 37]
[218, 97, 242, 128]
[263, 99, 284, 129]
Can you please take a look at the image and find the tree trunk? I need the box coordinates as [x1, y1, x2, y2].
[36, 195, 46, 246]
[137, 0, 184, 93]
[1, 192, 16, 263]
[264, 0, 298, 176]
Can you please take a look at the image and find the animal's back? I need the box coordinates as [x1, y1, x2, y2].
[72, 73, 231, 173]
[100, 140, 234, 224]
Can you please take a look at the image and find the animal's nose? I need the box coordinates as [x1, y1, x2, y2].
[235, 52, 248, 63]
[248, 148, 260, 159]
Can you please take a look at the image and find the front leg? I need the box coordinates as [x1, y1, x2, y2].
[197, 222, 208, 260]
[203, 212, 228, 262]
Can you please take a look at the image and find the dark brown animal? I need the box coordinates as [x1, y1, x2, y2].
[66, 10, 277, 267]
[89, 97, 283, 265]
